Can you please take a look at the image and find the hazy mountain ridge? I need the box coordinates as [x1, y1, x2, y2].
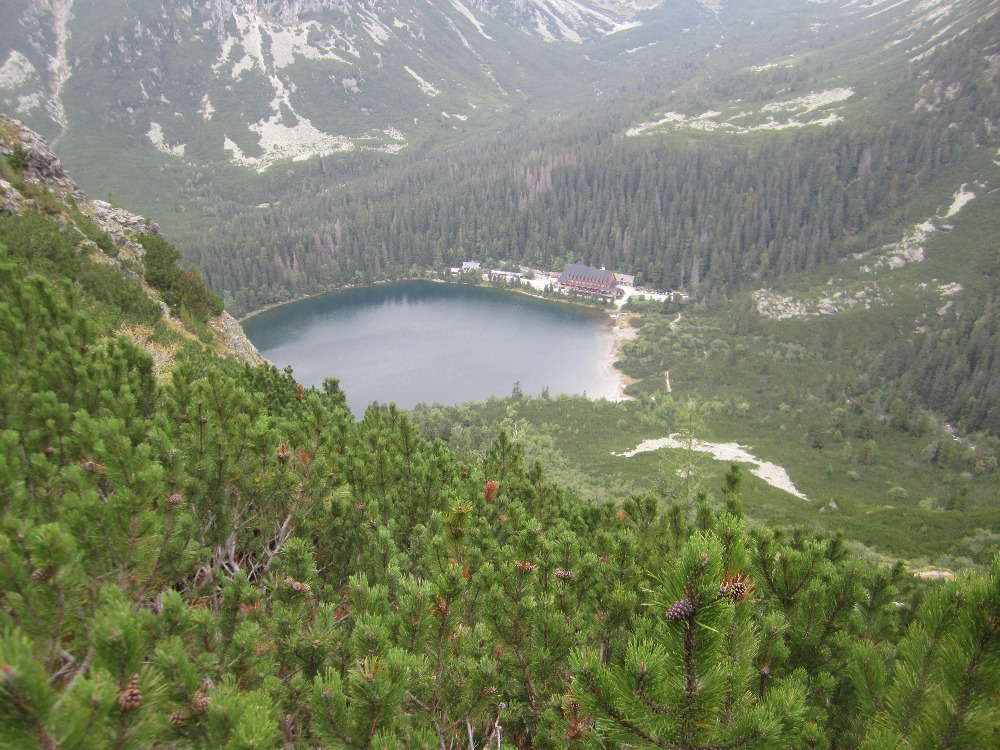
[0, 0, 679, 173]
[1, 0, 994, 179]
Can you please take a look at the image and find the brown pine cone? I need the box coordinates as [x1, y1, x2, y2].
[191, 690, 210, 714]
[665, 598, 697, 621]
[433, 597, 449, 618]
[117, 674, 142, 711]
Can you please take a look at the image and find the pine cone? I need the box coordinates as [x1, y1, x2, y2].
[433, 597, 449, 618]
[554, 568, 575, 580]
[191, 690, 210, 714]
[117, 674, 142, 711]
[79, 457, 105, 472]
[169, 709, 188, 725]
[665, 598, 697, 621]
[514, 560, 537, 573]
[719, 570, 756, 602]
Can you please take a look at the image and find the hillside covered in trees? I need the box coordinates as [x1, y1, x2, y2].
[177, 2, 1000, 439]
[4, 0, 999, 444]
[2, 115, 1000, 749]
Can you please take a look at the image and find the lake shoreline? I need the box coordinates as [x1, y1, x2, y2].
[607, 314, 638, 401]
[239, 278, 635, 403]
[238, 278, 405, 323]
[237, 276, 614, 322]
[242, 279, 627, 412]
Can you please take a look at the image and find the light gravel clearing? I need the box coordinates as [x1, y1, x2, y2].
[613, 435, 809, 500]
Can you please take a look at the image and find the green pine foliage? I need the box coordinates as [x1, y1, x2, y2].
[139, 233, 223, 323]
[0, 225, 997, 748]
[574, 523, 809, 750]
[853, 557, 1000, 750]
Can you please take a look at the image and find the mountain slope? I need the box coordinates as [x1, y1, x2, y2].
[2, 0, 998, 442]
[0, 114, 264, 370]
[1, 0, 675, 170]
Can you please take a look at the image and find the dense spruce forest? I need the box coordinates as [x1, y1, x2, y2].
[2, 123, 999, 748]
[189, 15, 994, 308]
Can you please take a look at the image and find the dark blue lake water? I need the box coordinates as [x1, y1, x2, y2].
[241, 281, 622, 415]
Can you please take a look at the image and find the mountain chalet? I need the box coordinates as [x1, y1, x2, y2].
[557, 263, 620, 298]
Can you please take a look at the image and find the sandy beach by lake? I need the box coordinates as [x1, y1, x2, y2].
[606, 313, 638, 401]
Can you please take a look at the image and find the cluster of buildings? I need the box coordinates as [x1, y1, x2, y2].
[453, 261, 638, 300]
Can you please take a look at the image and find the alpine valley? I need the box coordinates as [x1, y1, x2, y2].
[1, 0, 999, 748]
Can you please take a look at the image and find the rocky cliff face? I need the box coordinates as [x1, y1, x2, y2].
[0, 114, 265, 369]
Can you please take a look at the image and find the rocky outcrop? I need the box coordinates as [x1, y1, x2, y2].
[1, 116, 158, 263]
[0, 115, 84, 199]
[91, 199, 162, 243]
[0, 178, 18, 214]
[210, 311, 269, 367]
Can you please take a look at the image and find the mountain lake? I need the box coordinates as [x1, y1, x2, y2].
[242, 280, 624, 416]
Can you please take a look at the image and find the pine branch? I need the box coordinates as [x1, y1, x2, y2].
[585, 677, 680, 750]
[898, 605, 954, 736]
[939, 629, 991, 749]
[633, 669, 680, 717]
[50, 645, 92, 707]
